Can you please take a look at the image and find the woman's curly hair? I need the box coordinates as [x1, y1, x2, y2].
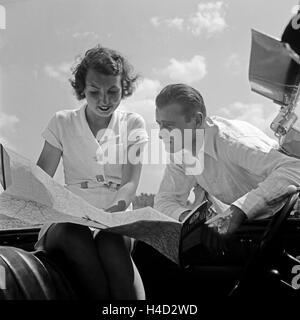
[70, 45, 139, 100]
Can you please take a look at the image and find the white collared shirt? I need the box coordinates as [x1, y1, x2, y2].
[154, 116, 300, 221]
[42, 104, 148, 209]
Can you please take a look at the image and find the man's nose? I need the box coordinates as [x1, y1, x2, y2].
[159, 128, 171, 141]
[158, 128, 164, 140]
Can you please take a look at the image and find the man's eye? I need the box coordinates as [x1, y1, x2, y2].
[90, 91, 98, 95]
[161, 126, 172, 131]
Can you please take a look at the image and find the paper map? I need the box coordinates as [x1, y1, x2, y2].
[0, 145, 183, 264]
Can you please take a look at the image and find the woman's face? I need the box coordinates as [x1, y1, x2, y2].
[84, 68, 122, 118]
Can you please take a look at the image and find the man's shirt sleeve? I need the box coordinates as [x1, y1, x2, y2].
[218, 135, 300, 219]
[154, 163, 197, 221]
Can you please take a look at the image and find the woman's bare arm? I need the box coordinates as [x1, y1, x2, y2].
[37, 141, 62, 177]
[105, 145, 144, 212]
[106, 162, 142, 212]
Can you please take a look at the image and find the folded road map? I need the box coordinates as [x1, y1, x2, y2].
[0, 145, 221, 265]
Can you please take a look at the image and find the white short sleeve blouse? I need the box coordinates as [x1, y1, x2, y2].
[42, 104, 148, 209]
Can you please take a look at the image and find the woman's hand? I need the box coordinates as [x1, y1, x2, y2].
[107, 144, 144, 213]
[105, 200, 127, 213]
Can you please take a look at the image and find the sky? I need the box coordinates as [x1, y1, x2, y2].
[0, 0, 299, 194]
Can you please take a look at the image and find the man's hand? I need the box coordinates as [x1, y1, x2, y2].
[206, 205, 247, 236]
[205, 185, 300, 235]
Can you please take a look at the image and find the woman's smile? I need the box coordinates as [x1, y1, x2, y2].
[97, 105, 113, 112]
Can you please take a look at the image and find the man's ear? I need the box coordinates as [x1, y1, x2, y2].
[194, 112, 204, 128]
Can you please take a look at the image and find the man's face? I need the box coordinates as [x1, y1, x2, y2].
[156, 103, 195, 153]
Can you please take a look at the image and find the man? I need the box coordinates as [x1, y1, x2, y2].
[154, 84, 300, 235]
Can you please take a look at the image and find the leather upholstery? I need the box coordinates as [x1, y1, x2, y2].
[0, 246, 77, 300]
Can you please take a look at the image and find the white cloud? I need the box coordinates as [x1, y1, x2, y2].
[122, 99, 157, 125]
[225, 53, 243, 75]
[0, 66, 19, 148]
[72, 31, 99, 40]
[44, 62, 73, 82]
[0, 112, 19, 130]
[120, 78, 162, 125]
[150, 1, 227, 37]
[120, 79, 168, 175]
[0, 5, 6, 30]
[188, 2, 227, 36]
[0, 112, 19, 149]
[165, 18, 184, 31]
[133, 78, 161, 100]
[151, 16, 184, 31]
[150, 16, 161, 27]
[160, 55, 207, 84]
[218, 102, 279, 134]
[291, 4, 300, 15]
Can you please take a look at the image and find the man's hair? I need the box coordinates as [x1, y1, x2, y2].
[70, 45, 139, 100]
[155, 84, 206, 121]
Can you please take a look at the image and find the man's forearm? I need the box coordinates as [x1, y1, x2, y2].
[154, 194, 189, 220]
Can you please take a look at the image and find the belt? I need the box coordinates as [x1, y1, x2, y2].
[69, 175, 121, 191]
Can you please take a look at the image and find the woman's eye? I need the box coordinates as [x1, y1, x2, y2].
[89, 91, 98, 95]
[109, 90, 120, 95]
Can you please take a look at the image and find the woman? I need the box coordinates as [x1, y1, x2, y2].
[35, 45, 148, 300]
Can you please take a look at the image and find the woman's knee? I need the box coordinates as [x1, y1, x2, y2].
[44, 222, 92, 252]
[95, 232, 131, 254]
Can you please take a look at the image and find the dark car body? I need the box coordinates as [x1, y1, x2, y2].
[0, 192, 299, 300]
